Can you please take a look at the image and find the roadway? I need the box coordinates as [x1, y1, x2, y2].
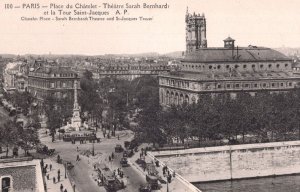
[40, 129, 147, 192]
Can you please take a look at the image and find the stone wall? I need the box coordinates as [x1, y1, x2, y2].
[153, 141, 300, 182]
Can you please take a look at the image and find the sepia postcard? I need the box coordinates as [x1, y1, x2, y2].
[1, 0, 300, 192]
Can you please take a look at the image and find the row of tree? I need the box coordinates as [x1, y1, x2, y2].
[138, 89, 300, 147]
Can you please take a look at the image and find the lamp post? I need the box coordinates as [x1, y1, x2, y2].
[92, 140, 95, 156]
[64, 162, 67, 179]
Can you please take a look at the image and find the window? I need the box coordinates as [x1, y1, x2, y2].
[254, 84, 258, 88]
[289, 82, 292, 87]
[227, 84, 231, 88]
[50, 82, 55, 88]
[276, 64, 280, 68]
[268, 64, 272, 68]
[285, 64, 289, 67]
[280, 83, 284, 87]
[243, 65, 247, 69]
[271, 83, 275, 87]
[260, 64, 264, 68]
[244, 84, 249, 88]
[263, 83, 267, 87]
[235, 65, 239, 68]
[235, 84, 240, 88]
[217, 65, 221, 69]
[252, 64, 255, 68]
[209, 65, 212, 69]
[226, 65, 230, 69]
[217, 84, 221, 89]
[1, 177, 12, 192]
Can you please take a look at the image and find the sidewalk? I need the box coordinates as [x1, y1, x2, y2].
[128, 144, 200, 192]
[43, 158, 75, 192]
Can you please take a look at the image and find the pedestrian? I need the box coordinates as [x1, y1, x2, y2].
[58, 174, 61, 182]
[111, 152, 114, 159]
[60, 184, 63, 192]
[118, 135, 120, 140]
[73, 183, 76, 192]
[57, 155, 61, 163]
[41, 159, 44, 168]
[45, 164, 48, 170]
[53, 177, 56, 184]
[64, 189, 68, 192]
[46, 130, 48, 135]
[46, 174, 49, 180]
[58, 169, 60, 176]
[76, 155, 80, 161]
[77, 146, 79, 152]
[173, 171, 176, 177]
[109, 156, 111, 162]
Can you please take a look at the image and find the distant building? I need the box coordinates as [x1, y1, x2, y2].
[158, 10, 300, 107]
[98, 61, 170, 81]
[28, 65, 79, 102]
[3, 61, 28, 93]
[0, 157, 45, 192]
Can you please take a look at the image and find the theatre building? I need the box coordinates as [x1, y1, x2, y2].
[158, 11, 300, 107]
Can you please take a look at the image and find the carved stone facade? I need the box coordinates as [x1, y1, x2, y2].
[186, 8, 207, 53]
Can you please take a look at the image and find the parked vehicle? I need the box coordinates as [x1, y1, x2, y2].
[115, 144, 124, 153]
[36, 144, 55, 156]
[120, 157, 129, 167]
[123, 150, 134, 158]
[139, 184, 151, 192]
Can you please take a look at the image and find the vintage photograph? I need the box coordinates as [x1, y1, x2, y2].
[1, 0, 300, 191]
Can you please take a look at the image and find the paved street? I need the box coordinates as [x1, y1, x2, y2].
[40, 129, 147, 192]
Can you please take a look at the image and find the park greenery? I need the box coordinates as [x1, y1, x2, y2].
[140, 89, 300, 148]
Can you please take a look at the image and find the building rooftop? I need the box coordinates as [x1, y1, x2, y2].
[0, 157, 45, 192]
[183, 47, 291, 63]
[160, 71, 299, 81]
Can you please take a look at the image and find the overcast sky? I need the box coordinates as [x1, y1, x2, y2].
[0, 0, 300, 55]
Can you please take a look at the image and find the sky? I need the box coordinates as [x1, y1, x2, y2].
[0, 0, 300, 55]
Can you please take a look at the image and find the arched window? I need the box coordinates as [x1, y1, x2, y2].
[185, 95, 189, 104]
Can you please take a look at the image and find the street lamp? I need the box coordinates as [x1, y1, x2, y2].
[64, 163, 67, 179]
[92, 140, 95, 156]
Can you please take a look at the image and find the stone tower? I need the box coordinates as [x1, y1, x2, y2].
[185, 7, 207, 53]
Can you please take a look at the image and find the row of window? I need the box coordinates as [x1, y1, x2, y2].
[100, 70, 164, 74]
[208, 82, 293, 90]
[182, 63, 290, 71]
[163, 79, 190, 88]
[106, 66, 167, 70]
[28, 79, 74, 89]
[29, 72, 76, 78]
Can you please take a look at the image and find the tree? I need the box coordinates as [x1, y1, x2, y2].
[44, 95, 64, 141]
[18, 128, 39, 156]
[0, 121, 19, 157]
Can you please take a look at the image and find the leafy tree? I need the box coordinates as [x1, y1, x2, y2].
[0, 120, 19, 157]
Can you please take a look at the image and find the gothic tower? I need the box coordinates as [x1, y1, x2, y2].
[185, 8, 207, 53]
